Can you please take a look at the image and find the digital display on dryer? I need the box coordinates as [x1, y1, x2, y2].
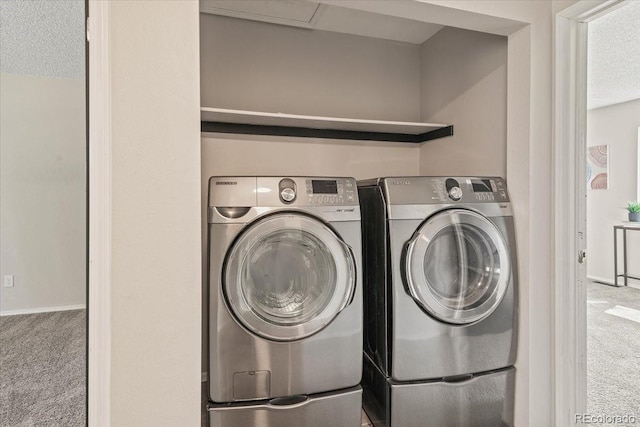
[312, 180, 338, 194]
[471, 179, 493, 193]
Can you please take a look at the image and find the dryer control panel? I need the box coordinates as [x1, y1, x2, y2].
[432, 177, 509, 203]
[433, 177, 509, 203]
[438, 177, 508, 203]
[374, 176, 510, 205]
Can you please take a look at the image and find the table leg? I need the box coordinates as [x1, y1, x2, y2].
[623, 228, 628, 286]
[614, 227, 618, 286]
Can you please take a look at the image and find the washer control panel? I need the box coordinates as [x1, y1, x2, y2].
[210, 176, 359, 209]
[305, 178, 357, 205]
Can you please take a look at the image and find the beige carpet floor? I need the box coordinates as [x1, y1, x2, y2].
[7, 284, 637, 427]
[0, 310, 86, 426]
[587, 281, 640, 420]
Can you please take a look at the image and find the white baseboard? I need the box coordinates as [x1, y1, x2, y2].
[587, 275, 614, 285]
[0, 304, 86, 317]
[588, 274, 640, 289]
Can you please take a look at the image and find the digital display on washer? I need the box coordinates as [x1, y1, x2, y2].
[312, 180, 338, 194]
[471, 179, 493, 193]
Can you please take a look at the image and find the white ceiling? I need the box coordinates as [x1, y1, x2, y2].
[588, 1, 640, 110]
[0, 0, 84, 79]
[200, 0, 444, 44]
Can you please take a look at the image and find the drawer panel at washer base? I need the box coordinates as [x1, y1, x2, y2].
[208, 386, 362, 427]
[390, 367, 515, 427]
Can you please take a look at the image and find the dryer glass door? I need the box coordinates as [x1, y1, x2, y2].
[224, 213, 356, 341]
[404, 209, 510, 324]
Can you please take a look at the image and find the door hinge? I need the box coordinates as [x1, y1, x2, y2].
[86, 17, 90, 42]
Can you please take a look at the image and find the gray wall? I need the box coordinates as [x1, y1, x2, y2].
[200, 13, 422, 121]
[418, 26, 508, 177]
[0, 0, 85, 314]
[586, 98, 640, 284]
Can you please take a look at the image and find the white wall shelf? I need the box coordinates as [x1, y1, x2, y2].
[201, 107, 453, 143]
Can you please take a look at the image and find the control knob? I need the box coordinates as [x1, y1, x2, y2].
[280, 187, 296, 202]
[448, 186, 463, 201]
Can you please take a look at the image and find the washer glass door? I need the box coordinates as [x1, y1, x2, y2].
[404, 209, 510, 324]
[224, 213, 356, 341]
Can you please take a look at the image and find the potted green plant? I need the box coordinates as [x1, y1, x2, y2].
[627, 201, 640, 222]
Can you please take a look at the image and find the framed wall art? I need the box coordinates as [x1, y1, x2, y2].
[587, 144, 609, 190]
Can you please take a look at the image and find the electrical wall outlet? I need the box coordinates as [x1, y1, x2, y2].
[3, 275, 14, 288]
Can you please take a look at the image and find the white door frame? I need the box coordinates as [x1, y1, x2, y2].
[87, 0, 111, 425]
[553, 1, 627, 425]
[87, 0, 604, 424]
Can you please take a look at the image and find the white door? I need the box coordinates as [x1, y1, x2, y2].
[555, 3, 619, 420]
[224, 213, 356, 341]
[404, 209, 511, 324]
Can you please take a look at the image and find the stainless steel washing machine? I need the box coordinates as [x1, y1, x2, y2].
[207, 176, 363, 427]
[358, 176, 518, 427]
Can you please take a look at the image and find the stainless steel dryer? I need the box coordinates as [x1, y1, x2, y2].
[358, 176, 518, 427]
[207, 176, 362, 427]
